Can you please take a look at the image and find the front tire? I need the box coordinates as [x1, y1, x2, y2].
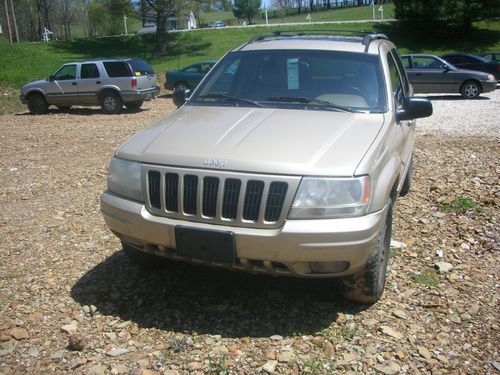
[399, 158, 413, 197]
[100, 92, 123, 114]
[175, 82, 190, 91]
[27, 93, 48, 115]
[460, 81, 481, 99]
[340, 200, 393, 304]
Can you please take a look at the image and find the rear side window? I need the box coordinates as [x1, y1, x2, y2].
[103, 61, 131, 77]
[81, 63, 100, 79]
[128, 60, 154, 76]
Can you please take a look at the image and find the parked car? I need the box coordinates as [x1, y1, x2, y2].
[480, 52, 500, 62]
[441, 53, 500, 80]
[101, 31, 432, 304]
[164, 61, 217, 91]
[20, 58, 160, 115]
[401, 54, 497, 99]
[211, 21, 226, 28]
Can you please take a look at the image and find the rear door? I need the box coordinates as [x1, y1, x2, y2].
[78, 63, 102, 105]
[46, 64, 78, 105]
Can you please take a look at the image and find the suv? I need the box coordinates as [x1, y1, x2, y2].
[100, 31, 432, 303]
[20, 58, 160, 114]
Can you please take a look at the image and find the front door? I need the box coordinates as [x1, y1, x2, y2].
[46, 64, 78, 105]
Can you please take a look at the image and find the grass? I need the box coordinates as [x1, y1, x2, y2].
[439, 195, 482, 214]
[1, 16, 499, 113]
[302, 356, 331, 374]
[208, 355, 229, 375]
[412, 271, 439, 287]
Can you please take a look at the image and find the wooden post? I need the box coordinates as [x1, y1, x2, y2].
[4, 0, 12, 43]
[10, 0, 20, 42]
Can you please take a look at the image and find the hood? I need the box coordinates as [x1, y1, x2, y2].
[22, 79, 49, 91]
[117, 106, 385, 176]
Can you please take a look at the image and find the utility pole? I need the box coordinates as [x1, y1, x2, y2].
[10, 0, 20, 42]
[3, 0, 12, 43]
[123, 14, 128, 35]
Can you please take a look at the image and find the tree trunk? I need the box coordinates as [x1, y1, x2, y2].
[154, 10, 167, 55]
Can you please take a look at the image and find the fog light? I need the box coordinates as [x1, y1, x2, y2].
[310, 261, 349, 274]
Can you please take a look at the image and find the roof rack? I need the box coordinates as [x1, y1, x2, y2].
[246, 30, 389, 51]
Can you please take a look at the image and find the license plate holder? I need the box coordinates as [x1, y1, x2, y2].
[175, 226, 236, 264]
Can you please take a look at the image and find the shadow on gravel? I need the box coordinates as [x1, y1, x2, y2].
[71, 250, 369, 338]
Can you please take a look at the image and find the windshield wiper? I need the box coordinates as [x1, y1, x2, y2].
[198, 93, 265, 108]
[264, 96, 361, 113]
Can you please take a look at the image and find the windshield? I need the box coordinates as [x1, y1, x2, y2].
[190, 49, 387, 112]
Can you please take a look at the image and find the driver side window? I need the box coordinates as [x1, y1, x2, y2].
[54, 65, 76, 80]
[387, 54, 404, 109]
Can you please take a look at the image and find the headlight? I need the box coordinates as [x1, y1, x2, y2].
[289, 176, 370, 219]
[487, 74, 495, 81]
[107, 157, 143, 202]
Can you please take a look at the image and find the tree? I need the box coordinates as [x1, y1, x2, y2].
[394, 0, 500, 34]
[232, 0, 261, 25]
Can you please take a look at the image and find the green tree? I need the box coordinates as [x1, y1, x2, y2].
[394, 0, 500, 34]
[232, 0, 261, 24]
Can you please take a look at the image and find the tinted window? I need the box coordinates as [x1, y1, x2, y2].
[128, 59, 154, 75]
[81, 63, 100, 79]
[200, 63, 213, 73]
[401, 56, 411, 69]
[184, 64, 200, 73]
[103, 61, 131, 77]
[444, 55, 461, 64]
[54, 64, 76, 80]
[191, 50, 386, 112]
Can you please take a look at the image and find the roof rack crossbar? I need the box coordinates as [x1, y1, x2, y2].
[247, 30, 388, 45]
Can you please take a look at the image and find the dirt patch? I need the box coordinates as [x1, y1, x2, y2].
[0, 95, 498, 374]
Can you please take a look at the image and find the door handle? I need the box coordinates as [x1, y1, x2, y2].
[72, 82, 77, 85]
[96, 81, 101, 84]
[415, 73, 422, 76]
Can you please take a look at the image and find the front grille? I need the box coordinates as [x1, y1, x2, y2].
[144, 166, 300, 228]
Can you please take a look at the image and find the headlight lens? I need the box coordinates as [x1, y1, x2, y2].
[289, 176, 370, 219]
[107, 157, 143, 202]
[487, 74, 495, 81]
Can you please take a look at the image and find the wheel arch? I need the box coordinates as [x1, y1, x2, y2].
[460, 79, 482, 93]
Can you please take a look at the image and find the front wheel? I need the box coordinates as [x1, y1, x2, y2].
[100, 92, 123, 114]
[175, 82, 190, 91]
[27, 94, 49, 115]
[460, 81, 481, 99]
[125, 100, 144, 111]
[340, 200, 393, 304]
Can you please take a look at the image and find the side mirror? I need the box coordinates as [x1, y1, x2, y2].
[396, 97, 433, 122]
[48, 75, 55, 81]
[443, 65, 451, 72]
[172, 88, 191, 108]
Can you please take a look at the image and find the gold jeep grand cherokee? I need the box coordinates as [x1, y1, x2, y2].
[100, 31, 432, 303]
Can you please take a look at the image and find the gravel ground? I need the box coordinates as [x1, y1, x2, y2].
[0, 90, 498, 375]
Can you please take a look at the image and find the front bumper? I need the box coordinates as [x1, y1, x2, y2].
[481, 80, 497, 93]
[19, 94, 27, 104]
[121, 86, 160, 102]
[100, 191, 387, 278]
